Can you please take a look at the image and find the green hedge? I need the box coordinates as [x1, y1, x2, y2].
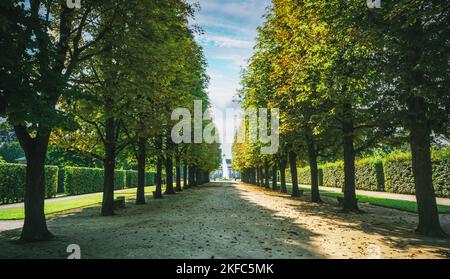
[45, 166, 59, 198]
[297, 167, 324, 186]
[64, 167, 128, 195]
[64, 167, 104, 195]
[1, 162, 158, 203]
[125, 170, 138, 188]
[64, 167, 156, 195]
[320, 159, 384, 192]
[125, 171, 156, 188]
[145, 172, 155, 186]
[383, 151, 450, 198]
[322, 162, 345, 189]
[114, 170, 126, 190]
[355, 158, 385, 192]
[0, 163, 58, 204]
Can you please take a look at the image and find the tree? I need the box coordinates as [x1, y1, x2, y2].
[368, 0, 450, 236]
[0, 0, 121, 241]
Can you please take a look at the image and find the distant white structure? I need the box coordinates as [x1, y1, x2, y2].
[211, 156, 240, 180]
[222, 155, 229, 179]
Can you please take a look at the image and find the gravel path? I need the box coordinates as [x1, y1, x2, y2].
[0, 182, 449, 259]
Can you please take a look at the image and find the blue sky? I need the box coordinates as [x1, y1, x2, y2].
[188, 0, 271, 157]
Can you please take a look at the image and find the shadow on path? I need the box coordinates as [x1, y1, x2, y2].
[0, 182, 323, 259]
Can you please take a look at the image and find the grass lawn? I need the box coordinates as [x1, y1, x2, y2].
[0, 186, 158, 220]
[283, 184, 450, 214]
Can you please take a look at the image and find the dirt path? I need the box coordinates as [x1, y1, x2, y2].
[0, 182, 449, 259]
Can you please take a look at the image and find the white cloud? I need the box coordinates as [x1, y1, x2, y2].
[198, 34, 254, 49]
[215, 53, 249, 67]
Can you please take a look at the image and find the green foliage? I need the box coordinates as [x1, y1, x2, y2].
[125, 171, 138, 188]
[44, 166, 59, 198]
[383, 151, 450, 198]
[296, 167, 324, 186]
[322, 162, 345, 189]
[355, 158, 385, 192]
[64, 167, 104, 196]
[0, 163, 58, 204]
[145, 172, 155, 186]
[0, 142, 24, 163]
[124, 170, 155, 188]
[114, 170, 127, 191]
[64, 166, 156, 195]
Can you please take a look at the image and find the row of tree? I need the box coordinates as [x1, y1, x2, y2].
[233, 0, 449, 237]
[0, 0, 221, 242]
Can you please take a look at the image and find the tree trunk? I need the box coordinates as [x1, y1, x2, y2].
[408, 96, 445, 236]
[164, 153, 175, 195]
[271, 166, 278, 191]
[342, 103, 358, 211]
[306, 130, 321, 203]
[264, 160, 270, 188]
[183, 163, 188, 189]
[196, 168, 202, 185]
[256, 166, 260, 186]
[15, 126, 53, 241]
[136, 137, 146, 205]
[251, 168, 255, 184]
[289, 151, 300, 197]
[175, 155, 182, 192]
[280, 158, 287, 193]
[101, 116, 116, 216]
[259, 166, 264, 186]
[154, 137, 163, 199]
[188, 166, 195, 187]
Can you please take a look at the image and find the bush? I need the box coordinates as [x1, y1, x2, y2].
[64, 167, 104, 195]
[44, 165, 59, 198]
[114, 170, 127, 190]
[297, 167, 324, 186]
[145, 172, 155, 186]
[383, 150, 450, 198]
[64, 167, 142, 195]
[125, 170, 156, 188]
[0, 142, 24, 163]
[322, 161, 345, 189]
[355, 157, 384, 192]
[125, 170, 138, 188]
[0, 163, 58, 204]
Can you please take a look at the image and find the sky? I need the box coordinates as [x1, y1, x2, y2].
[188, 0, 271, 158]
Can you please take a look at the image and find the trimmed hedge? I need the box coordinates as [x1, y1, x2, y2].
[297, 167, 324, 186]
[45, 166, 59, 198]
[64, 167, 127, 195]
[266, 150, 448, 198]
[63, 167, 156, 195]
[0, 163, 58, 204]
[1, 164, 158, 203]
[114, 170, 127, 190]
[322, 162, 345, 189]
[126, 170, 138, 188]
[355, 157, 384, 192]
[125, 170, 156, 188]
[145, 172, 155, 186]
[64, 167, 104, 195]
[383, 151, 450, 198]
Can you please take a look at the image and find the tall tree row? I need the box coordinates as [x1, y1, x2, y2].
[233, 0, 449, 236]
[0, 0, 221, 241]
